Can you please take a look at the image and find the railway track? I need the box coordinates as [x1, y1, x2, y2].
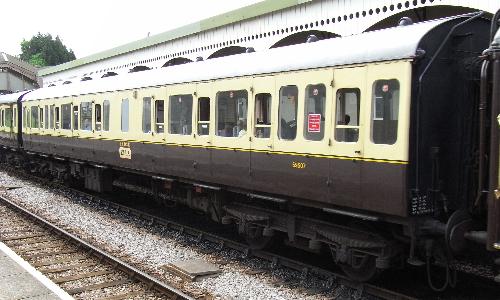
[0, 194, 194, 300]
[1, 165, 422, 300]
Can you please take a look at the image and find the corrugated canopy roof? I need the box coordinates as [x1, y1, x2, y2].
[39, 0, 311, 77]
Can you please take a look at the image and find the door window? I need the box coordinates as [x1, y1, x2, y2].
[254, 93, 271, 138]
[303, 84, 326, 141]
[155, 100, 165, 133]
[197, 97, 210, 136]
[278, 86, 298, 140]
[335, 89, 360, 142]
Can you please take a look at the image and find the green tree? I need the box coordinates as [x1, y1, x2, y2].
[20, 33, 76, 67]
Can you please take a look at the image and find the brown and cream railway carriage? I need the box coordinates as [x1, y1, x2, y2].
[1, 13, 500, 284]
[0, 91, 25, 149]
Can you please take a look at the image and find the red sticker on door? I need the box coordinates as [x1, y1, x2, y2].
[308, 114, 321, 133]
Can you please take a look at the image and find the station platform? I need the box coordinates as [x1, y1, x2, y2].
[0, 242, 73, 300]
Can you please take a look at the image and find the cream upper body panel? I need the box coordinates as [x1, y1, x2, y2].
[21, 60, 411, 164]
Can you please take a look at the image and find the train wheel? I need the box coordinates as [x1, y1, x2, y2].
[340, 254, 378, 282]
[244, 224, 272, 250]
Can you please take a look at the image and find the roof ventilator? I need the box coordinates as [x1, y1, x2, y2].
[398, 17, 414, 26]
[306, 34, 319, 43]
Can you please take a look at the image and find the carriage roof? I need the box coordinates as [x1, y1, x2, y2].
[23, 14, 472, 102]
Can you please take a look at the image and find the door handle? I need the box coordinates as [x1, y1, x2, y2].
[354, 150, 361, 154]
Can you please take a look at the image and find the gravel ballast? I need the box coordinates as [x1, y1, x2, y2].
[0, 170, 355, 299]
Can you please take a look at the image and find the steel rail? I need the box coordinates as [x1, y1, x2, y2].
[0, 193, 195, 300]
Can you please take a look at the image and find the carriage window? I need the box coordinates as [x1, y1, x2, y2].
[61, 104, 71, 130]
[335, 89, 360, 142]
[121, 99, 129, 132]
[254, 93, 271, 138]
[103, 100, 110, 131]
[56, 106, 61, 129]
[142, 97, 151, 133]
[6, 108, 12, 128]
[304, 84, 326, 141]
[169, 94, 192, 135]
[80, 102, 92, 131]
[39, 107, 44, 128]
[44, 105, 49, 129]
[13, 108, 17, 128]
[31, 106, 39, 128]
[278, 86, 298, 140]
[73, 105, 79, 130]
[155, 100, 164, 133]
[95, 104, 102, 131]
[50, 105, 55, 129]
[197, 97, 210, 136]
[26, 108, 30, 128]
[216, 90, 247, 137]
[372, 80, 399, 145]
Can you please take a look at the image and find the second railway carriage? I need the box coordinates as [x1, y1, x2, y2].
[0, 91, 25, 150]
[10, 13, 500, 282]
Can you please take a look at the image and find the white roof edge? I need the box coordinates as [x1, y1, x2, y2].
[0, 91, 32, 104]
[24, 15, 460, 102]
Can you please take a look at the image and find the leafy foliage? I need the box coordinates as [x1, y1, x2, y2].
[20, 33, 76, 67]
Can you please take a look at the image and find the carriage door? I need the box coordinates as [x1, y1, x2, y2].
[329, 67, 366, 209]
[211, 77, 251, 189]
[249, 75, 275, 191]
[193, 82, 213, 182]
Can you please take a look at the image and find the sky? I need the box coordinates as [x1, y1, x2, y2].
[1, 0, 263, 59]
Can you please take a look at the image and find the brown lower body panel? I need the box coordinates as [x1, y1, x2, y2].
[23, 134, 408, 217]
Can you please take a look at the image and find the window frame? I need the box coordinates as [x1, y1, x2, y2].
[44, 105, 49, 129]
[95, 103, 102, 131]
[80, 101, 92, 131]
[168, 94, 193, 135]
[61, 103, 72, 130]
[254, 93, 272, 139]
[39, 107, 44, 129]
[154, 99, 165, 133]
[278, 85, 298, 141]
[215, 89, 248, 138]
[142, 97, 152, 133]
[30, 106, 39, 129]
[103, 100, 110, 131]
[370, 79, 400, 145]
[303, 84, 326, 141]
[197, 97, 210, 136]
[121, 98, 129, 132]
[334, 88, 361, 143]
[73, 105, 79, 130]
[5, 108, 12, 128]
